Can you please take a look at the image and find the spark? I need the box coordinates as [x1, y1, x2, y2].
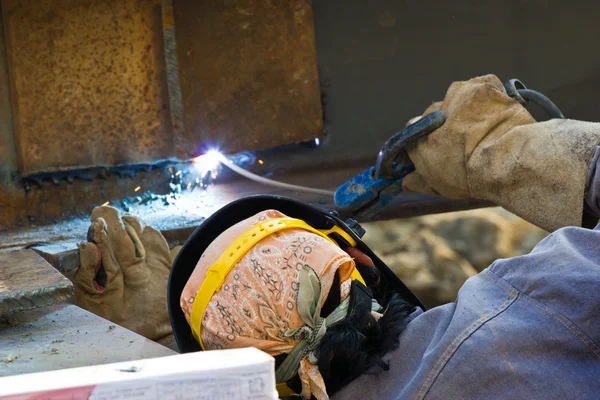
[314, 138, 320, 146]
[258, 159, 264, 165]
[102, 201, 110, 206]
[193, 150, 223, 174]
[134, 186, 141, 192]
[186, 183, 192, 189]
[175, 170, 182, 176]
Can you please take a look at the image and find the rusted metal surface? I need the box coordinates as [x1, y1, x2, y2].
[0, 166, 173, 232]
[0, 7, 16, 177]
[172, 0, 323, 157]
[161, 0, 185, 147]
[0, 303, 175, 377]
[0, 250, 73, 316]
[3, 0, 173, 176]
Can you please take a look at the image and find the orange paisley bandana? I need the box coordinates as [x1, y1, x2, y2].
[181, 210, 359, 399]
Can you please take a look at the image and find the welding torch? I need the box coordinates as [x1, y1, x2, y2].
[334, 78, 565, 220]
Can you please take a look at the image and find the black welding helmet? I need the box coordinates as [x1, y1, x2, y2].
[167, 195, 424, 395]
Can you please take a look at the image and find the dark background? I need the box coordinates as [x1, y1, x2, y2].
[261, 0, 600, 170]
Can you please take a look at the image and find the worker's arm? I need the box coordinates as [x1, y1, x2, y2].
[403, 74, 600, 232]
[489, 223, 600, 346]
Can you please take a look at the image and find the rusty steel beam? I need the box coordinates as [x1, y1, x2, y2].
[3, 0, 174, 176]
[2, 0, 325, 175]
[161, 0, 185, 150]
[0, 5, 16, 177]
[172, 0, 324, 157]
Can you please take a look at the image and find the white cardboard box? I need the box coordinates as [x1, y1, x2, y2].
[0, 347, 277, 400]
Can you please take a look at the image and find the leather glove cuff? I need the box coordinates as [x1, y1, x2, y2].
[469, 119, 600, 232]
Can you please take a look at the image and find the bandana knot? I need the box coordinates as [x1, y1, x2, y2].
[285, 315, 327, 364]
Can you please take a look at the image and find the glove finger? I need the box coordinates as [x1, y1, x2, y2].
[422, 101, 443, 117]
[122, 214, 171, 274]
[402, 171, 442, 196]
[405, 103, 442, 128]
[89, 218, 124, 285]
[121, 214, 147, 260]
[466, 74, 504, 91]
[91, 206, 138, 267]
[443, 75, 507, 111]
[75, 242, 104, 294]
[141, 225, 172, 269]
[123, 214, 170, 262]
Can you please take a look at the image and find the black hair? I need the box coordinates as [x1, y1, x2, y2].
[317, 264, 416, 395]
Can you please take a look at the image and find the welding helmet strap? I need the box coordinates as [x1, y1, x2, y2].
[189, 217, 366, 350]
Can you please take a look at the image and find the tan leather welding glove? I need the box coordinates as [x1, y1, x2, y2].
[403, 74, 600, 232]
[75, 206, 180, 342]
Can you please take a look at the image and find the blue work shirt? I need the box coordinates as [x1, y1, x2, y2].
[333, 226, 600, 399]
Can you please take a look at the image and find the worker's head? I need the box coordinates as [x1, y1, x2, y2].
[168, 196, 423, 398]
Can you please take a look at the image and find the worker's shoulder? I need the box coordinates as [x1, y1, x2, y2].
[407, 226, 600, 398]
[424, 260, 600, 399]
[489, 225, 600, 291]
[402, 263, 600, 400]
[488, 225, 600, 346]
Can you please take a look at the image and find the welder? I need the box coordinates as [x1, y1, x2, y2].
[75, 75, 600, 399]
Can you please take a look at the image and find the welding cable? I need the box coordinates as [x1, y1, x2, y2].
[215, 153, 336, 197]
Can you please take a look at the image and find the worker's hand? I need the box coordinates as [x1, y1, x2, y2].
[75, 206, 180, 342]
[403, 74, 600, 232]
[403, 75, 536, 199]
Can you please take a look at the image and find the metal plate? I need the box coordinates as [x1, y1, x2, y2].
[0, 165, 491, 255]
[32, 242, 80, 273]
[172, 0, 323, 157]
[3, 0, 173, 176]
[0, 250, 73, 315]
[0, 303, 175, 377]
